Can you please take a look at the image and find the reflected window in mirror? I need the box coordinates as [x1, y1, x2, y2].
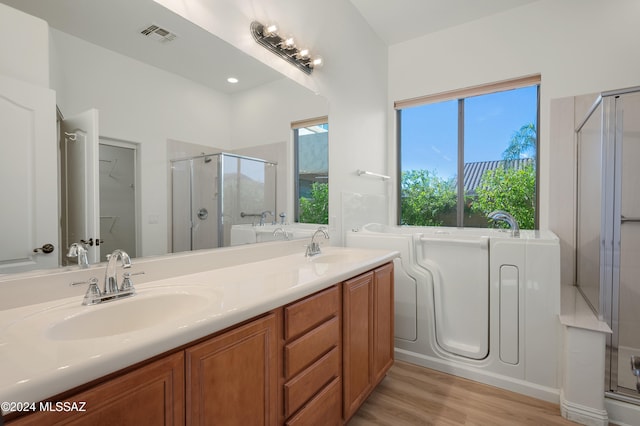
[293, 117, 328, 224]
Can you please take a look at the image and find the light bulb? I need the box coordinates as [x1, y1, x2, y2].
[298, 48, 309, 58]
[227, 77, 239, 84]
[312, 57, 323, 67]
[284, 36, 295, 48]
[264, 23, 278, 36]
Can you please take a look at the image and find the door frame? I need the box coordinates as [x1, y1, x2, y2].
[99, 137, 142, 258]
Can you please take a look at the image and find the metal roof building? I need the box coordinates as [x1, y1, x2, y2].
[463, 158, 534, 195]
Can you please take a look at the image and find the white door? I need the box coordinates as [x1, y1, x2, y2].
[0, 74, 57, 274]
[60, 109, 101, 264]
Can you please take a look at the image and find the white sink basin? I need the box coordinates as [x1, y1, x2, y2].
[308, 250, 372, 264]
[4, 286, 219, 342]
[47, 292, 211, 340]
[309, 254, 346, 263]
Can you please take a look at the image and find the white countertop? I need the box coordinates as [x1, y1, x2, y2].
[0, 246, 398, 412]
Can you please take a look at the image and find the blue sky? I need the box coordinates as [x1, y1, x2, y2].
[400, 85, 538, 179]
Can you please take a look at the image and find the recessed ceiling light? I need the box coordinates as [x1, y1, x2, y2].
[227, 77, 239, 84]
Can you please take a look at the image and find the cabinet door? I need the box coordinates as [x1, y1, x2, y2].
[342, 271, 374, 420]
[7, 352, 185, 426]
[186, 313, 278, 426]
[373, 263, 394, 384]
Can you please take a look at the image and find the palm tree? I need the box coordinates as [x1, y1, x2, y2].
[502, 123, 536, 161]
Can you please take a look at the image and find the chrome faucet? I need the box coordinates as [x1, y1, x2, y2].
[306, 227, 329, 257]
[70, 249, 142, 305]
[273, 227, 291, 240]
[259, 211, 274, 226]
[104, 249, 132, 295]
[488, 210, 520, 237]
[67, 242, 89, 268]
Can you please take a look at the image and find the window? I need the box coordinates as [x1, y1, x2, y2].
[293, 117, 328, 224]
[397, 76, 539, 229]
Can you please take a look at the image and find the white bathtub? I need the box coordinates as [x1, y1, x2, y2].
[346, 223, 562, 402]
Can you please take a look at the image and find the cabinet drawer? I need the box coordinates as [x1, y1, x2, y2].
[285, 377, 342, 426]
[284, 346, 340, 418]
[284, 316, 339, 379]
[284, 285, 339, 341]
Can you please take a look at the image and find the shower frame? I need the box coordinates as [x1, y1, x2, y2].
[170, 152, 277, 251]
[575, 86, 640, 404]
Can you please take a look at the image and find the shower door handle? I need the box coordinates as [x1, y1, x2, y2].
[621, 215, 640, 223]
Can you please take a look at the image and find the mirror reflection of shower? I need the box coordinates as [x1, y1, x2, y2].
[170, 153, 277, 252]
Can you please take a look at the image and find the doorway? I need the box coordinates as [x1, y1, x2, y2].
[99, 139, 138, 260]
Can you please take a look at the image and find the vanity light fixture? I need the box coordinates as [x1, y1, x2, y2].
[250, 21, 322, 75]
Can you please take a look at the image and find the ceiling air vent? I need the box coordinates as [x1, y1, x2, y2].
[140, 24, 177, 43]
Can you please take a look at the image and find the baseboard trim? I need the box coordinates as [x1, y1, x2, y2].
[560, 390, 608, 426]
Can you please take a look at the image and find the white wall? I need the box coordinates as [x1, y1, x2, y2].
[155, 0, 389, 245]
[49, 29, 233, 257]
[0, 3, 49, 88]
[388, 0, 640, 283]
[230, 77, 328, 218]
[231, 78, 327, 150]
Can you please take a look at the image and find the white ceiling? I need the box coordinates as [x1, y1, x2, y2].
[0, 0, 284, 94]
[349, 0, 541, 45]
[2, 0, 542, 94]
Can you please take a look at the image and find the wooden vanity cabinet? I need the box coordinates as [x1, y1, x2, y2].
[6, 352, 185, 426]
[282, 285, 341, 425]
[342, 262, 394, 422]
[372, 262, 394, 385]
[5, 262, 394, 426]
[186, 312, 278, 426]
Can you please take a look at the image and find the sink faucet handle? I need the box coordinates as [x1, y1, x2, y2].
[120, 271, 144, 293]
[71, 277, 102, 305]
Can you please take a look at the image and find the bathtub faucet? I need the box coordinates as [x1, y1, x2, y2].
[306, 227, 329, 257]
[488, 210, 520, 237]
[259, 211, 274, 226]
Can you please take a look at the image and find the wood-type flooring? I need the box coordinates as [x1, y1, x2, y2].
[349, 361, 579, 425]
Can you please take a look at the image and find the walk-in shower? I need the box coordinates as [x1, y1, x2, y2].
[576, 86, 640, 403]
[170, 153, 277, 252]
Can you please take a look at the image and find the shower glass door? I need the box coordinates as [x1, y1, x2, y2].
[610, 90, 640, 398]
[576, 99, 605, 317]
[219, 154, 277, 246]
[191, 156, 219, 250]
[577, 88, 640, 401]
[171, 158, 193, 253]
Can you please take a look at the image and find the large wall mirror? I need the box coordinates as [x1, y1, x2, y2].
[0, 0, 328, 276]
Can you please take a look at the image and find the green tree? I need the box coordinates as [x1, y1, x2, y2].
[471, 163, 536, 229]
[400, 169, 457, 226]
[502, 123, 536, 161]
[299, 182, 328, 224]
[469, 122, 537, 229]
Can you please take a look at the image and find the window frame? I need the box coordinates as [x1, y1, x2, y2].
[395, 75, 541, 228]
[292, 116, 329, 223]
